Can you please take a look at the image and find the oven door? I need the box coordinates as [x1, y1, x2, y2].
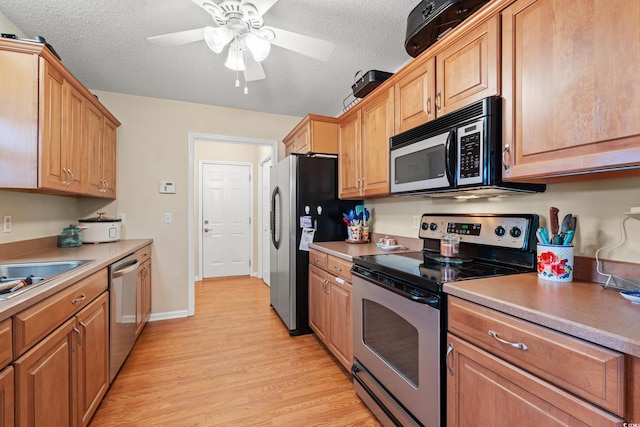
[390, 130, 454, 194]
[352, 274, 441, 427]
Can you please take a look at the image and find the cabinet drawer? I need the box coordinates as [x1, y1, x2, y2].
[327, 255, 352, 282]
[136, 245, 152, 264]
[448, 297, 625, 415]
[14, 269, 108, 357]
[309, 249, 328, 269]
[0, 318, 11, 368]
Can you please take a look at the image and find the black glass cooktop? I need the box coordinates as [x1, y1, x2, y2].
[354, 251, 532, 292]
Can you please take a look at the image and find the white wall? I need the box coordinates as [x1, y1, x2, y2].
[366, 176, 640, 263]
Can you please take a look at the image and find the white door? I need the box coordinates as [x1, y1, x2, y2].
[202, 163, 251, 278]
[261, 157, 272, 286]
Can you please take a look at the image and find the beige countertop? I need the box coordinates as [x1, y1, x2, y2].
[444, 273, 640, 357]
[310, 240, 640, 357]
[309, 241, 418, 261]
[0, 239, 152, 321]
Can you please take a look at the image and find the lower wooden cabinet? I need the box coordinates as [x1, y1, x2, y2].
[446, 334, 623, 426]
[14, 292, 109, 427]
[0, 366, 14, 427]
[308, 263, 353, 370]
[446, 296, 625, 426]
[135, 246, 152, 338]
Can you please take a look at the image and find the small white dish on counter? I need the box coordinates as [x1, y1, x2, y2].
[619, 290, 640, 305]
[376, 244, 407, 251]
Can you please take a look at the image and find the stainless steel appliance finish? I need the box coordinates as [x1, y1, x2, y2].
[352, 213, 539, 427]
[269, 153, 360, 336]
[389, 96, 545, 197]
[352, 273, 442, 427]
[108, 253, 138, 383]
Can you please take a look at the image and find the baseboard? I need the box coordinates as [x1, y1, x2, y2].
[148, 310, 190, 322]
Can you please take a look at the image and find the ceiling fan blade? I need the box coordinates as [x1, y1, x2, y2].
[244, 56, 266, 81]
[147, 28, 206, 47]
[262, 26, 335, 61]
[242, 0, 279, 16]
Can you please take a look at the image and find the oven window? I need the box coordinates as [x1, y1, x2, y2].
[394, 144, 445, 184]
[362, 299, 419, 387]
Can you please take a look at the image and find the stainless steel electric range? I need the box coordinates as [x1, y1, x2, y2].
[351, 213, 539, 427]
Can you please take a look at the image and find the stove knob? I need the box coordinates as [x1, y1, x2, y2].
[421, 222, 429, 230]
[429, 223, 438, 231]
[510, 227, 522, 238]
[495, 225, 506, 237]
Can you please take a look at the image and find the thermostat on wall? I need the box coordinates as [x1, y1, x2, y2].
[159, 181, 176, 194]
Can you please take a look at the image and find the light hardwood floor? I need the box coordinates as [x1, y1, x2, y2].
[89, 276, 380, 427]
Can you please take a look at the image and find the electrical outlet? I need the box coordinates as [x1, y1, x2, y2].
[2, 215, 12, 233]
[412, 215, 421, 230]
[164, 213, 172, 224]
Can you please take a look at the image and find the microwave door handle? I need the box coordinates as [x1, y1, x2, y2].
[445, 130, 456, 185]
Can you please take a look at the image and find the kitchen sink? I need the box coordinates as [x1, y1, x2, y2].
[0, 260, 93, 300]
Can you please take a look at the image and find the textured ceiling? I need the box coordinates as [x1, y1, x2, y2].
[1, 0, 419, 117]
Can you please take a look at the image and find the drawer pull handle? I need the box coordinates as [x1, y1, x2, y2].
[334, 266, 342, 272]
[446, 343, 454, 375]
[71, 293, 87, 305]
[488, 330, 528, 351]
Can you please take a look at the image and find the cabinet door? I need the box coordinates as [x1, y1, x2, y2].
[394, 56, 435, 134]
[101, 117, 117, 198]
[338, 108, 361, 199]
[64, 82, 85, 192]
[76, 293, 109, 427]
[327, 278, 352, 370]
[436, 15, 498, 116]
[0, 366, 14, 427]
[142, 259, 152, 325]
[294, 124, 310, 154]
[361, 87, 393, 197]
[446, 334, 623, 427]
[308, 265, 328, 342]
[84, 102, 105, 197]
[39, 59, 66, 191]
[15, 318, 76, 427]
[501, 0, 640, 181]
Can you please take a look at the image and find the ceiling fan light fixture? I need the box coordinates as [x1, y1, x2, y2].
[225, 42, 246, 71]
[203, 26, 233, 53]
[245, 32, 271, 62]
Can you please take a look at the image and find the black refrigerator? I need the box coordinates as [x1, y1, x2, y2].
[270, 154, 360, 335]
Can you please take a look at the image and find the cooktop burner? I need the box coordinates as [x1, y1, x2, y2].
[353, 214, 540, 293]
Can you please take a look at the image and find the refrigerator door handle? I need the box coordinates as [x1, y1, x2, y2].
[271, 185, 281, 249]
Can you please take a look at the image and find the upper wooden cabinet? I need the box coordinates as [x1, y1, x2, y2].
[339, 87, 393, 199]
[0, 39, 120, 198]
[283, 114, 338, 156]
[394, 15, 499, 134]
[501, 0, 640, 181]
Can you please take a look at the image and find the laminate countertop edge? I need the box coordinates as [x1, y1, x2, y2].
[444, 273, 640, 357]
[0, 238, 153, 321]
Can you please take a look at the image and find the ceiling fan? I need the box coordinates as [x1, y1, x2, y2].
[148, 0, 335, 84]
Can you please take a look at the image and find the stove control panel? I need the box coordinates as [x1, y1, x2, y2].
[419, 214, 536, 249]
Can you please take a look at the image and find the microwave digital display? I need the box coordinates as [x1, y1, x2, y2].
[459, 132, 481, 178]
[394, 144, 446, 184]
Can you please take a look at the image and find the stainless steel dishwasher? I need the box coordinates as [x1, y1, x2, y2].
[109, 253, 138, 383]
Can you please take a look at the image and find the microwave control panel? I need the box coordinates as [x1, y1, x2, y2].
[457, 119, 484, 185]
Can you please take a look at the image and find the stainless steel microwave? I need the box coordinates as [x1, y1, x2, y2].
[389, 96, 545, 197]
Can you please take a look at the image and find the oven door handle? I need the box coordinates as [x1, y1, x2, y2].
[352, 270, 440, 308]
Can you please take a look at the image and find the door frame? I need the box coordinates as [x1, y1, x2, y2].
[188, 133, 278, 316]
[259, 154, 272, 286]
[199, 160, 253, 280]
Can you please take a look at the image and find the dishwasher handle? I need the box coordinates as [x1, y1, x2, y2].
[112, 260, 139, 278]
